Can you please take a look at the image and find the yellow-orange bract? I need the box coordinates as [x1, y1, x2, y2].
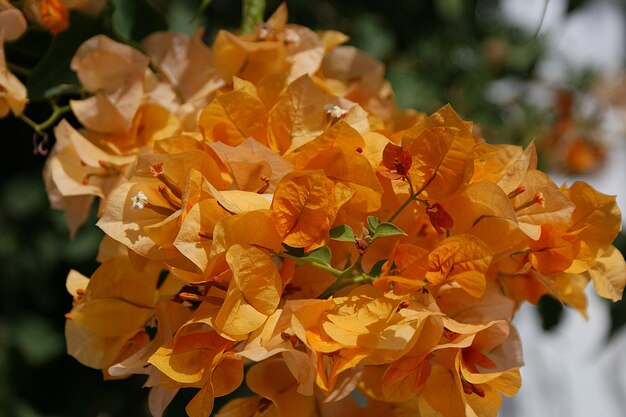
[271, 170, 353, 250]
[0, 32, 28, 118]
[51, 5, 625, 417]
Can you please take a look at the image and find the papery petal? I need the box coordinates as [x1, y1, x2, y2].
[589, 245, 626, 301]
[271, 170, 353, 250]
[402, 104, 475, 200]
[426, 235, 493, 297]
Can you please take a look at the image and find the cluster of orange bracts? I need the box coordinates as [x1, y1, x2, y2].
[47, 5, 625, 417]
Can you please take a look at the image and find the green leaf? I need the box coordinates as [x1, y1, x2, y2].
[367, 216, 380, 235]
[300, 246, 332, 267]
[42, 83, 83, 99]
[12, 315, 64, 367]
[13, 402, 43, 417]
[281, 243, 305, 257]
[27, 13, 104, 100]
[110, 0, 167, 43]
[352, 13, 395, 61]
[241, 0, 266, 35]
[111, 0, 135, 40]
[329, 224, 355, 242]
[62, 224, 104, 263]
[1, 175, 46, 219]
[5, 30, 52, 61]
[368, 259, 388, 278]
[190, 0, 213, 23]
[435, 0, 465, 21]
[372, 222, 407, 239]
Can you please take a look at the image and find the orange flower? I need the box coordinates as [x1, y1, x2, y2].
[0, 33, 27, 118]
[402, 105, 476, 200]
[211, 4, 324, 85]
[380, 142, 412, 180]
[211, 244, 283, 340]
[96, 148, 231, 267]
[425, 235, 493, 298]
[198, 77, 270, 147]
[143, 30, 224, 105]
[44, 120, 135, 236]
[69, 35, 151, 134]
[40, 0, 68, 33]
[0, 4, 27, 41]
[271, 170, 353, 250]
[149, 328, 243, 417]
[65, 257, 168, 369]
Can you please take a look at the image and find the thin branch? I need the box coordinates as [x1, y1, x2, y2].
[531, 0, 550, 41]
[7, 62, 30, 77]
[387, 173, 437, 223]
[241, 0, 265, 34]
[19, 104, 72, 134]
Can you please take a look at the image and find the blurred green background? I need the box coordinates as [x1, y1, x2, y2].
[1, 0, 625, 416]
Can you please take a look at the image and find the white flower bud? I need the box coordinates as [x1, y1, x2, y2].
[130, 191, 148, 210]
[324, 103, 348, 119]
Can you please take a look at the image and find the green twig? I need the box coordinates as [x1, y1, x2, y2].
[19, 103, 72, 133]
[241, 0, 265, 35]
[406, 173, 415, 196]
[317, 254, 365, 299]
[387, 173, 437, 223]
[318, 273, 369, 299]
[190, 0, 213, 22]
[278, 251, 343, 277]
[531, 0, 550, 41]
[7, 62, 30, 77]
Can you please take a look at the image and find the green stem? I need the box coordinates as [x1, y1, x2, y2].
[241, 0, 265, 34]
[278, 252, 343, 277]
[19, 104, 72, 133]
[387, 194, 417, 223]
[341, 254, 363, 277]
[276, 243, 368, 300]
[7, 62, 30, 77]
[317, 254, 365, 299]
[341, 274, 369, 289]
[387, 173, 437, 223]
[406, 172, 415, 196]
[531, 0, 550, 41]
[318, 273, 369, 299]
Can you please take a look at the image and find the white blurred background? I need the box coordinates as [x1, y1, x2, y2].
[498, 1, 626, 415]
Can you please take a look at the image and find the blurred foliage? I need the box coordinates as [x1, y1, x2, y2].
[1, 0, 625, 416]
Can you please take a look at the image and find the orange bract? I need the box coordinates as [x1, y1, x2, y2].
[40, 0, 69, 33]
[0, 33, 28, 118]
[426, 235, 493, 297]
[402, 105, 475, 200]
[271, 170, 353, 250]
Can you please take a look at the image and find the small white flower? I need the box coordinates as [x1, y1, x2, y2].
[283, 28, 300, 45]
[324, 103, 348, 119]
[130, 191, 148, 210]
[256, 23, 273, 40]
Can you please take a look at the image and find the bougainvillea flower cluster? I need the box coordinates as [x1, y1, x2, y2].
[42, 5, 626, 417]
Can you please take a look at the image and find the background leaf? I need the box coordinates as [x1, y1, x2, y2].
[12, 315, 64, 367]
[110, 0, 168, 43]
[27, 13, 105, 100]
